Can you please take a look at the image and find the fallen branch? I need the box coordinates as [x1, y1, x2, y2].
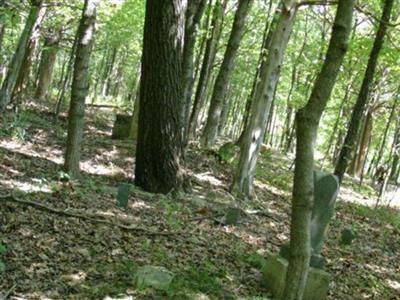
[0, 194, 179, 237]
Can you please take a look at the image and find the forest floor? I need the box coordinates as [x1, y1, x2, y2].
[0, 106, 399, 300]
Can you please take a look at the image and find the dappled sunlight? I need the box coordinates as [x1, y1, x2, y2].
[0, 139, 63, 165]
[194, 172, 224, 187]
[0, 178, 52, 193]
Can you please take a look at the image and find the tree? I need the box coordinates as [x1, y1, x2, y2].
[282, 1, 355, 298]
[334, 0, 394, 183]
[201, 0, 253, 148]
[64, 0, 98, 177]
[0, 0, 43, 111]
[135, 0, 187, 194]
[35, 27, 62, 101]
[231, 1, 298, 199]
[182, 0, 207, 137]
[188, 0, 227, 139]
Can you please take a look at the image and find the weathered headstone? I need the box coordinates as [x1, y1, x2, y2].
[134, 265, 174, 290]
[112, 114, 132, 140]
[268, 171, 339, 299]
[262, 254, 331, 300]
[310, 170, 339, 256]
[224, 207, 242, 225]
[340, 228, 355, 246]
[116, 183, 130, 209]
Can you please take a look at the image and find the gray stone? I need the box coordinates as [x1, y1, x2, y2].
[134, 265, 174, 290]
[111, 114, 132, 140]
[261, 254, 331, 300]
[340, 228, 355, 245]
[224, 207, 242, 225]
[116, 183, 130, 209]
[311, 170, 339, 256]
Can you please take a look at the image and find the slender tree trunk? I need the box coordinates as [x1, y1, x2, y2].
[103, 46, 117, 96]
[135, 0, 187, 194]
[389, 123, 400, 182]
[0, 0, 43, 111]
[182, 0, 207, 137]
[64, 0, 98, 177]
[334, 0, 394, 183]
[35, 28, 62, 101]
[282, 1, 354, 299]
[237, 1, 274, 145]
[231, 1, 298, 199]
[372, 95, 399, 172]
[354, 109, 373, 177]
[188, 0, 227, 138]
[54, 36, 78, 119]
[201, 0, 253, 148]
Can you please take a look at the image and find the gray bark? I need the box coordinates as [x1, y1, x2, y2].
[231, 1, 298, 199]
[64, 0, 98, 177]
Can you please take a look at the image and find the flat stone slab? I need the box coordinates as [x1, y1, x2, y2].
[261, 254, 331, 300]
[134, 265, 174, 290]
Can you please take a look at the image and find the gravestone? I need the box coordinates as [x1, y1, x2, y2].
[264, 171, 339, 299]
[134, 265, 174, 290]
[112, 114, 132, 139]
[224, 207, 242, 225]
[116, 183, 130, 209]
[340, 228, 355, 246]
[280, 170, 339, 269]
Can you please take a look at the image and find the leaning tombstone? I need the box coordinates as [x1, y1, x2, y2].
[263, 170, 339, 300]
[112, 114, 132, 139]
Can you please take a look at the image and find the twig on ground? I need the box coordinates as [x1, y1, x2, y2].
[0, 194, 178, 237]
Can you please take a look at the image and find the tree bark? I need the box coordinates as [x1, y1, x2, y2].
[0, 0, 43, 111]
[282, 1, 355, 299]
[35, 28, 62, 101]
[334, 0, 394, 183]
[201, 0, 253, 148]
[231, 1, 298, 199]
[64, 0, 98, 177]
[135, 0, 187, 194]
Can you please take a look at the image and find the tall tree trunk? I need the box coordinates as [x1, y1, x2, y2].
[0, 0, 43, 111]
[354, 109, 373, 177]
[64, 0, 98, 177]
[54, 36, 78, 119]
[372, 94, 399, 172]
[188, 0, 227, 138]
[230, 1, 298, 199]
[182, 0, 207, 137]
[282, 1, 354, 299]
[389, 119, 400, 182]
[201, 0, 253, 148]
[334, 0, 394, 183]
[103, 46, 118, 97]
[237, 1, 274, 145]
[35, 28, 62, 101]
[135, 0, 187, 194]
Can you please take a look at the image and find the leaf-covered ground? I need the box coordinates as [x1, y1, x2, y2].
[0, 107, 399, 299]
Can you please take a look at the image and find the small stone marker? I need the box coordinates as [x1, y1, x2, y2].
[262, 254, 331, 300]
[224, 207, 242, 225]
[112, 114, 132, 140]
[134, 265, 174, 290]
[116, 183, 130, 209]
[340, 228, 355, 245]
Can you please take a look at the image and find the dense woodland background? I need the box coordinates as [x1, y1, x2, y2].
[0, 0, 399, 299]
